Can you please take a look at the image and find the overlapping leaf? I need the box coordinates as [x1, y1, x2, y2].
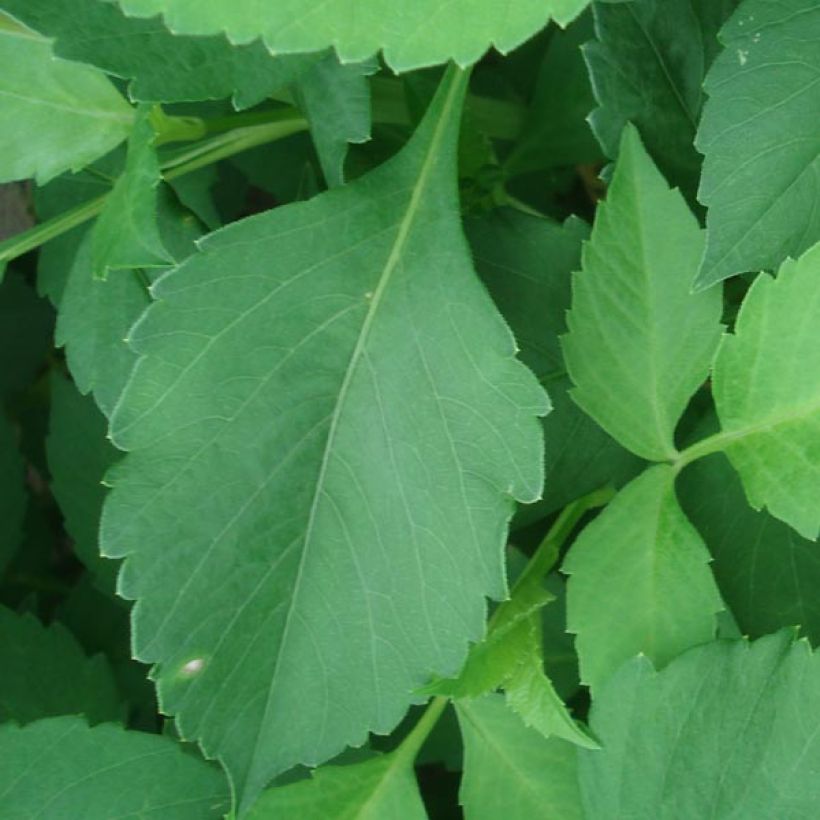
[457, 695, 583, 820]
[0, 717, 230, 818]
[113, 0, 591, 72]
[0, 17, 133, 184]
[563, 465, 722, 691]
[562, 124, 723, 461]
[696, 0, 820, 287]
[101, 68, 547, 809]
[711, 241, 820, 539]
[0, 607, 121, 724]
[579, 632, 820, 817]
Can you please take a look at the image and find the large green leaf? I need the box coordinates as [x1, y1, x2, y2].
[0, 606, 121, 724]
[47, 374, 119, 590]
[101, 67, 547, 809]
[695, 0, 820, 288]
[563, 465, 722, 691]
[0, 0, 319, 108]
[0, 717, 230, 818]
[562, 125, 723, 461]
[579, 632, 820, 817]
[680, 446, 820, 643]
[0, 412, 25, 574]
[0, 18, 133, 184]
[457, 695, 583, 820]
[584, 0, 737, 201]
[246, 753, 426, 820]
[711, 241, 820, 539]
[90, 107, 170, 278]
[113, 0, 591, 72]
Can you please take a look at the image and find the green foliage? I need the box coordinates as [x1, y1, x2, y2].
[0, 1, 818, 816]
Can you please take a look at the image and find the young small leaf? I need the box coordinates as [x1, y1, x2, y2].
[563, 465, 722, 692]
[579, 632, 820, 817]
[0, 606, 121, 724]
[246, 753, 427, 820]
[0, 19, 133, 184]
[0, 717, 230, 818]
[711, 241, 820, 539]
[457, 694, 583, 820]
[562, 124, 723, 461]
[90, 108, 170, 278]
[112, 0, 592, 72]
[695, 0, 820, 288]
[101, 67, 547, 810]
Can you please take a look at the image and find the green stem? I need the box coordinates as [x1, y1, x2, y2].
[395, 696, 449, 763]
[672, 428, 743, 473]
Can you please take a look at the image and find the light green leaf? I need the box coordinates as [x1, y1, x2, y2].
[711, 242, 820, 539]
[113, 0, 591, 72]
[56, 187, 202, 415]
[294, 54, 375, 187]
[0, 18, 133, 184]
[47, 373, 119, 591]
[246, 753, 426, 820]
[0, 606, 121, 724]
[680, 443, 820, 643]
[0, 0, 320, 108]
[101, 67, 547, 810]
[584, 0, 738, 202]
[695, 0, 820, 288]
[0, 717, 230, 818]
[0, 412, 25, 574]
[457, 694, 583, 820]
[90, 108, 170, 278]
[563, 465, 722, 691]
[579, 632, 820, 818]
[562, 124, 723, 461]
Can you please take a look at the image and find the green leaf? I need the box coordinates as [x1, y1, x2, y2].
[0, 606, 121, 724]
[101, 67, 547, 810]
[710, 242, 820, 539]
[563, 465, 722, 691]
[90, 107, 170, 278]
[56, 187, 202, 415]
[0, 412, 25, 574]
[695, 0, 820, 288]
[113, 0, 591, 72]
[0, 0, 320, 109]
[0, 18, 133, 184]
[680, 444, 820, 644]
[0, 717, 230, 818]
[457, 694, 583, 820]
[47, 374, 119, 591]
[584, 0, 737, 201]
[246, 754, 426, 820]
[579, 632, 820, 817]
[505, 12, 601, 175]
[294, 54, 375, 188]
[562, 124, 723, 461]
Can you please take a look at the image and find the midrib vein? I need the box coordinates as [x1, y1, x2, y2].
[244, 66, 466, 791]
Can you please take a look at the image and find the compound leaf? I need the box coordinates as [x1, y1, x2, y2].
[711, 241, 820, 539]
[0, 0, 320, 109]
[0, 717, 230, 818]
[112, 0, 592, 72]
[579, 632, 820, 818]
[457, 694, 583, 820]
[0, 606, 121, 724]
[101, 67, 547, 810]
[0, 17, 132, 184]
[562, 124, 723, 461]
[246, 753, 426, 820]
[563, 465, 722, 692]
[695, 0, 820, 288]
